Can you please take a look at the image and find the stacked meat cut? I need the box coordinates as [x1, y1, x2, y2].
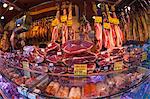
[62, 40, 96, 74]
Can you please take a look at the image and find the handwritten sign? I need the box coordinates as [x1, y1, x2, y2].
[74, 64, 87, 76]
[114, 61, 123, 71]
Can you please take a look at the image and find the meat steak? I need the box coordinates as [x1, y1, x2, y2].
[62, 40, 93, 54]
[62, 51, 96, 66]
[46, 42, 59, 53]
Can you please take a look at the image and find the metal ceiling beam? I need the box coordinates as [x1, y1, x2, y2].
[29, 1, 54, 10]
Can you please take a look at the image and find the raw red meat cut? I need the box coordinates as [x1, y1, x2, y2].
[46, 42, 59, 53]
[49, 63, 67, 74]
[62, 51, 96, 66]
[62, 40, 93, 54]
[97, 51, 110, 60]
[46, 55, 62, 63]
[87, 63, 96, 74]
[97, 58, 112, 67]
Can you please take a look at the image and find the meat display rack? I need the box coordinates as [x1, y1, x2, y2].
[10, 65, 129, 77]
[0, 63, 149, 99]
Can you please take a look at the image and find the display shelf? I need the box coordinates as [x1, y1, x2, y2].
[33, 72, 149, 99]
[9, 65, 130, 77]
[32, 67, 150, 99]
[95, 72, 150, 99]
[0, 64, 149, 99]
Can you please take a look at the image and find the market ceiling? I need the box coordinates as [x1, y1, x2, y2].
[0, 0, 132, 25]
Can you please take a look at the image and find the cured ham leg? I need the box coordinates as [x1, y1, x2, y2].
[85, 22, 92, 41]
[111, 6, 124, 47]
[95, 23, 102, 50]
[62, 24, 68, 44]
[51, 26, 59, 42]
[68, 3, 75, 40]
[51, 10, 60, 42]
[62, 9, 68, 44]
[105, 5, 116, 48]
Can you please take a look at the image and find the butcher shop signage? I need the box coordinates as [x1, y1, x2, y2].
[74, 64, 87, 76]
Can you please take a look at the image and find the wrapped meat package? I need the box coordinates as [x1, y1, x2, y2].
[96, 82, 110, 96]
[45, 81, 60, 95]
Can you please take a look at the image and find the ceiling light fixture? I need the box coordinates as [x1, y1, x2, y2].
[92, 16, 95, 19]
[3, 3, 8, 8]
[17, 24, 21, 27]
[9, 6, 14, 10]
[97, 3, 101, 8]
[1, 16, 5, 20]
[127, 6, 131, 11]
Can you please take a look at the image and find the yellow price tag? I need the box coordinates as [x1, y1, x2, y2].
[67, 20, 73, 26]
[104, 23, 110, 29]
[74, 64, 87, 76]
[113, 18, 120, 24]
[142, 52, 147, 61]
[61, 15, 67, 22]
[94, 16, 102, 23]
[108, 17, 114, 24]
[22, 61, 30, 77]
[108, 17, 120, 24]
[114, 61, 123, 71]
[52, 19, 59, 26]
[32, 26, 39, 31]
[22, 61, 29, 69]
